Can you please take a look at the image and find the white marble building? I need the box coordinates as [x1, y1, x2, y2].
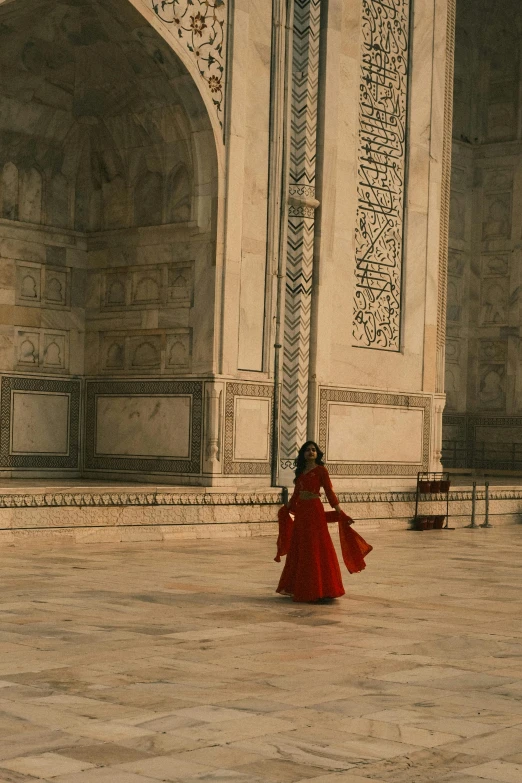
[0, 0, 462, 500]
[443, 0, 522, 472]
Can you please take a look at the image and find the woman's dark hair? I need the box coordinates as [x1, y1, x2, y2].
[294, 441, 324, 479]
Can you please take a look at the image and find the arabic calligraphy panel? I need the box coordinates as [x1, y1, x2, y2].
[353, 0, 411, 351]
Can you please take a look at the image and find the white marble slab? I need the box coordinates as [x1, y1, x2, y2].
[95, 395, 191, 458]
[11, 391, 69, 455]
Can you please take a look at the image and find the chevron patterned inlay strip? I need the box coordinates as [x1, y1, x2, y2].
[280, 0, 321, 469]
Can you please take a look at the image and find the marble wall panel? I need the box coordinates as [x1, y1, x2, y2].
[11, 391, 69, 455]
[233, 397, 270, 461]
[318, 388, 431, 477]
[237, 252, 266, 372]
[223, 383, 273, 475]
[0, 375, 80, 469]
[84, 380, 203, 475]
[95, 395, 191, 459]
[326, 403, 424, 464]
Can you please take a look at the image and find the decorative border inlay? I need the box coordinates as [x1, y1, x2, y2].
[0, 486, 518, 510]
[0, 490, 282, 509]
[151, 0, 226, 126]
[224, 383, 274, 475]
[85, 380, 203, 474]
[353, 0, 411, 350]
[0, 376, 80, 469]
[318, 387, 431, 476]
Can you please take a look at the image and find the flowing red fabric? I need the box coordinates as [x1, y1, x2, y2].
[275, 506, 373, 574]
[326, 510, 373, 574]
[274, 505, 295, 562]
[274, 465, 372, 602]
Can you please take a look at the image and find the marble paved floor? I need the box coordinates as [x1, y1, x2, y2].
[1, 528, 522, 783]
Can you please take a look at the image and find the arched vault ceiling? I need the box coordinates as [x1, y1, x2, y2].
[0, 0, 214, 231]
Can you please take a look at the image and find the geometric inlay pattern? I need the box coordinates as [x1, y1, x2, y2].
[1, 486, 519, 509]
[85, 380, 203, 474]
[0, 375, 80, 469]
[353, 0, 411, 350]
[318, 387, 430, 476]
[150, 0, 226, 126]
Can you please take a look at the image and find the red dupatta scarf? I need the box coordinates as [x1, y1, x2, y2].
[274, 506, 372, 574]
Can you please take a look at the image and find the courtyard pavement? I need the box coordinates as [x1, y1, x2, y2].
[1, 528, 522, 782]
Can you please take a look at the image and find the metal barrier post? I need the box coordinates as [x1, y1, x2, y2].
[465, 481, 477, 528]
[480, 480, 492, 528]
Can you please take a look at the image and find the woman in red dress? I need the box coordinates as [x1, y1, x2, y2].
[276, 441, 346, 602]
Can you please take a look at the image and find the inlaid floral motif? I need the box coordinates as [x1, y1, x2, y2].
[151, 0, 226, 126]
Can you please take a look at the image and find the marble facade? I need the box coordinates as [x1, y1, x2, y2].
[0, 0, 457, 502]
[442, 0, 522, 471]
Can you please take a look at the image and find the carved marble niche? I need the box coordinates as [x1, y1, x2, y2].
[16, 329, 69, 373]
[448, 250, 466, 278]
[479, 340, 508, 363]
[447, 278, 462, 323]
[444, 365, 461, 412]
[449, 189, 467, 242]
[131, 269, 162, 307]
[128, 335, 162, 370]
[480, 278, 508, 326]
[481, 253, 509, 278]
[16, 263, 70, 309]
[101, 262, 194, 311]
[101, 329, 192, 375]
[477, 342, 508, 414]
[481, 192, 512, 241]
[478, 364, 506, 411]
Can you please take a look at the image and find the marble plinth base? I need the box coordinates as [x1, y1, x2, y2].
[0, 481, 521, 546]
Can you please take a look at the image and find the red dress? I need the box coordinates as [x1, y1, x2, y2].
[276, 465, 345, 602]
